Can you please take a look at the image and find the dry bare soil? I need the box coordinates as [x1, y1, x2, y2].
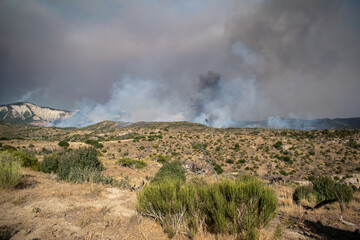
[1, 121, 360, 239]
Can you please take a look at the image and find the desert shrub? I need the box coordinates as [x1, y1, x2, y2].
[117, 158, 147, 169]
[200, 177, 277, 239]
[213, 163, 224, 175]
[41, 147, 124, 186]
[11, 151, 39, 170]
[226, 159, 234, 164]
[40, 153, 61, 173]
[58, 140, 69, 148]
[311, 176, 353, 203]
[279, 170, 288, 176]
[157, 154, 170, 163]
[0, 151, 23, 189]
[0, 145, 17, 152]
[273, 141, 282, 150]
[84, 139, 103, 148]
[151, 160, 185, 184]
[294, 176, 353, 205]
[137, 179, 187, 238]
[275, 155, 293, 164]
[67, 167, 118, 185]
[137, 176, 277, 240]
[293, 185, 318, 204]
[57, 147, 103, 181]
[70, 147, 102, 170]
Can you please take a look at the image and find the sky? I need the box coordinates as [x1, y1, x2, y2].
[1, 0, 360, 127]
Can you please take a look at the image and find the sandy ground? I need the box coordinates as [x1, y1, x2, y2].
[0, 169, 167, 240]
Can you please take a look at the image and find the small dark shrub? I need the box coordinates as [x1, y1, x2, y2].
[213, 163, 224, 175]
[58, 140, 69, 148]
[1, 145, 17, 152]
[226, 159, 234, 164]
[84, 139, 103, 148]
[40, 153, 61, 173]
[273, 141, 282, 150]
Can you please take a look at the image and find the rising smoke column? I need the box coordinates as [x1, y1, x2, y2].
[192, 71, 221, 125]
[191, 71, 258, 128]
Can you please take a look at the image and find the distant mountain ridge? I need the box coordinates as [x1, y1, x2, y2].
[1, 102, 360, 130]
[0, 102, 72, 126]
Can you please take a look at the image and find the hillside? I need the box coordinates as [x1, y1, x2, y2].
[1, 121, 360, 239]
[0, 102, 72, 126]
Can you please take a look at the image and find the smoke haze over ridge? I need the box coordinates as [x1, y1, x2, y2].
[1, 0, 359, 127]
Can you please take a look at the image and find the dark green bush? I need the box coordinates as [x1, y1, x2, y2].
[151, 160, 185, 184]
[226, 159, 234, 164]
[294, 176, 353, 205]
[57, 147, 103, 181]
[276, 155, 293, 164]
[42, 146, 125, 187]
[11, 151, 39, 170]
[58, 140, 69, 148]
[84, 139, 103, 148]
[213, 163, 224, 175]
[273, 141, 282, 150]
[311, 176, 353, 203]
[1, 145, 17, 152]
[40, 153, 61, 173]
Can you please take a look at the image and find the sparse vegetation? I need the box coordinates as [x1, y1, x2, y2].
[117, 158, 147, 169]
[1, 120, 360, 239]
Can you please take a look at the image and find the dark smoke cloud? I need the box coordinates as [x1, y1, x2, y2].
[192, 71, 221, 123]
[227, 0, 360, 120]
[1, 0, 360, 127]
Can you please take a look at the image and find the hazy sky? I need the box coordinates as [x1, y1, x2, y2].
[1, 0, 359, 125]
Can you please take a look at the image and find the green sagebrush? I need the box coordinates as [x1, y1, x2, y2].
[137, 174, 277, 240]
[293, 176, 353, 204]
[0, 151, 23, 189]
